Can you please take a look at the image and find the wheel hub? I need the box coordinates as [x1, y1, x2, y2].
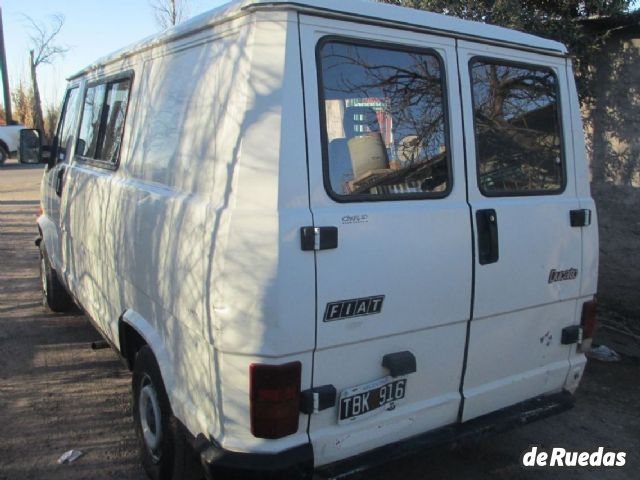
[139, 376, 163, 461]
[40, 256, 48, 305]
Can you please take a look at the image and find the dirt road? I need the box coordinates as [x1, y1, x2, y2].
[0, 162, 143, 480]
[1, 161, 638, 480]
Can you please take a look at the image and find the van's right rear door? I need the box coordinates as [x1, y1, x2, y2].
[456, 42, 585, 422]
[299, 15, 472, 467]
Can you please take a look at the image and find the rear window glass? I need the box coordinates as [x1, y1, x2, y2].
[470, 59, 564, 195]
[318, 40, 450, 200]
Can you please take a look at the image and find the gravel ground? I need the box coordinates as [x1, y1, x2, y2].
[0, 161, 638, 480]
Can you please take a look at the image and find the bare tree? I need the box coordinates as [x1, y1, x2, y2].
[25, 14, 68, 139]
[149, 0, 190, 29]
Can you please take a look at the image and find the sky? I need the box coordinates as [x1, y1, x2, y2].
[2, 0, 228, 110]
[2, 0, 639, 110]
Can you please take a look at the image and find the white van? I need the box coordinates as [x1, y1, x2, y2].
[29, 0, 599, 478]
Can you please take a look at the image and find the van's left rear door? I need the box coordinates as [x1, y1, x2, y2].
[299, 15, 472, 467]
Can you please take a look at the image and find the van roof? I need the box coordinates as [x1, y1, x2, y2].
[69, 0, 567, 79]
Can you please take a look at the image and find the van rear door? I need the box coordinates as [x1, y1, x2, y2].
[456, 42, 583, 421]
[299, 16, 472, 466]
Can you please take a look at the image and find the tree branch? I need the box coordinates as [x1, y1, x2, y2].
[23, 14, 68, 68]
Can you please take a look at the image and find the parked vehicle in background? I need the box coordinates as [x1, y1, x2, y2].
[25, 0, 599, 479]
[0, 122, 25, 164]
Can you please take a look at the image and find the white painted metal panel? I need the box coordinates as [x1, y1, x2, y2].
[300, 15, 472, 466]
[457, 41, 586, 421]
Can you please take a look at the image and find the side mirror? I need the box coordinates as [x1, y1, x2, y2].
[19, 129, 42, 164]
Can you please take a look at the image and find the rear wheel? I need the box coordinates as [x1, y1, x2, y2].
[0, 145, 8, 164]
[133, 346, 202, 480]
[133, 346, 174, 480]
[39, 245, 73, 312]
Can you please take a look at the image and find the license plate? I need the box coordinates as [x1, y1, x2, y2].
[338, 376, 407, 424]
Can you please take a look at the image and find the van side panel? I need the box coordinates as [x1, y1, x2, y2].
[63, 11, 315, 450]
[63, 24, 247, 440]
[204, 12, 316, 452]
[115, 25, 265, 439]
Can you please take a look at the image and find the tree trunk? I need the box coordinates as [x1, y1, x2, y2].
[29, 49, 45, 139]
[172, 0, 178, 26]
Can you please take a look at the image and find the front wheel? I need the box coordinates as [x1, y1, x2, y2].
[0, 145, 8, 165]
[40, 245, 74, 312]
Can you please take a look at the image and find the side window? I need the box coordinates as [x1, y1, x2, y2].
[318, 40, 450, 200]
[77, 84, 106, 158]
[470, 59, 564, 195]
[96, 79, 131, 162]
[76, 76, 132, 166]
[54, 87, 79, 164]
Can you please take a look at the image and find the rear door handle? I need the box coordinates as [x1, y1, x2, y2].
[476, 209, 499, 265]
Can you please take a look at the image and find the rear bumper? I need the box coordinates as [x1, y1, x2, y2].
[318, 390, 574, 478]
[197, 390, 574, 479]
[198, 441, 313, 480]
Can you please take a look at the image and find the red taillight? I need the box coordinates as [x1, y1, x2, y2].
[250, 362, 301, 439]
[581, 299, 598, 340]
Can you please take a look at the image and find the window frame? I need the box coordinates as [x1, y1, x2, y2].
[468, 56, 567, 198]
[74, 70, 135, 171]
[315, 36, 453, 203]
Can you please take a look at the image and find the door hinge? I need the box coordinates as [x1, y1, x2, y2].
[300, 385, 337, 414]
[570, 209, 592, 227]
[300, 226, 338, 251]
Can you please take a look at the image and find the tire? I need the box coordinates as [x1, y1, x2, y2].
[39, 245, 74, 312]
[0, 145, 8, 165]
[133, 346, 202, 480]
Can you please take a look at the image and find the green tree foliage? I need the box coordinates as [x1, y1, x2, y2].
[378, 0, 633, 102]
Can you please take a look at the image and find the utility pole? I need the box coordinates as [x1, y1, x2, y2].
[0, 7, 13, 124]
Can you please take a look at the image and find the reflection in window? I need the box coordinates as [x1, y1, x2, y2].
[471, 60, 564, 194]
[55, 87, 79, 164]
[97, 79, 131, 162]
[319, 41, 449, 198]
[76, 84, 106, 158]
[75, 78, 131, 165]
